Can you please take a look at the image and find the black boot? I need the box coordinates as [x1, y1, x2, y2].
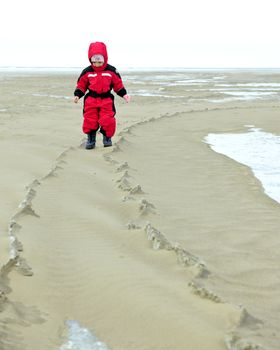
[85, 130, 96, 149]
[100, 127, 112, 147]
[103, 134, 112, 147]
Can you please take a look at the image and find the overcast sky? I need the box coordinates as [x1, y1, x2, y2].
[1, 0, 280, 68]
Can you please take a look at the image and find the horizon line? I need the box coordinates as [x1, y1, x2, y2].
[1, 66, 280, 70]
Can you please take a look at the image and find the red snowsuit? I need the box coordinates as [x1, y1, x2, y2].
[74, 42, 127, 137]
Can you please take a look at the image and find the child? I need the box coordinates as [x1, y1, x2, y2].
[73, 42, 130, 149]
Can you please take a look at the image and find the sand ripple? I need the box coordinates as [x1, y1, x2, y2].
[2, 70, 280, 349]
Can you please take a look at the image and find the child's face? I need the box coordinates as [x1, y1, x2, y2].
[91, 54, 104, 67]
[91, 61, 103, 67]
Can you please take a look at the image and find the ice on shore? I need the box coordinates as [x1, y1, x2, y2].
[59, 320, 111, 350]
[205, 127, 280, 204]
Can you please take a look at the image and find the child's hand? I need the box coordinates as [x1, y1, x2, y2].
[123, 95, 131, 103]
[73, 96, 79, 103]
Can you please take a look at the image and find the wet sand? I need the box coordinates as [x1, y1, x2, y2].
[0, 70, 280, 349]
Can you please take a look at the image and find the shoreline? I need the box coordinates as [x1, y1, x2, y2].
[1, 66, 280, 74]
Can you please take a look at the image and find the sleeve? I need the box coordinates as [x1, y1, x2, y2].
[74, 69, 89, 98]
[112, 70, 127, 97]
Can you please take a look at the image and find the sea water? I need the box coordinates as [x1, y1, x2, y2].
[123, 69, 280, 102]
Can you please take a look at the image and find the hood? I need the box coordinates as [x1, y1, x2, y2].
[88, 42, 108, 71]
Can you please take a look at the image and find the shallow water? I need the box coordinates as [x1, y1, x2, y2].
[127, 70, 280, 103]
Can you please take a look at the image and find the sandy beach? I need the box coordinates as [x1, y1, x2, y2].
[1, 69, 280, 350]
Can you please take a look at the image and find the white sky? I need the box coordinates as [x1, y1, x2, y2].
[1, 0, 280, 68]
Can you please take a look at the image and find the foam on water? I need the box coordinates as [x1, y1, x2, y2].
[222, 91, 277, 97]
[31, 93, 71, 99]
[59, 320, 111, 350]
[218, 83, 280, 87]
[131, 89, 179, 98]
[205, 127, 280, 204]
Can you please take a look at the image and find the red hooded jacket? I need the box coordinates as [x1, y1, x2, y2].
[74, 42, 127, 98]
